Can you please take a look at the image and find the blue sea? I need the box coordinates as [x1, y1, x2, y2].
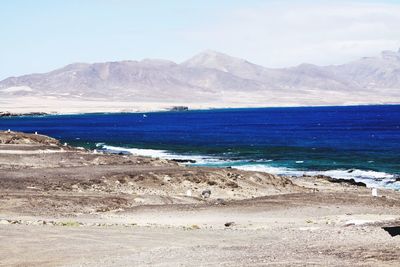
[1, 105, 400, 189]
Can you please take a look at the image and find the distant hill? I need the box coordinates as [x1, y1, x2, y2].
[1, 49, 400, 107]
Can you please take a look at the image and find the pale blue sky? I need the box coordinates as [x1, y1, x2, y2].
[1, 0, 400, 79]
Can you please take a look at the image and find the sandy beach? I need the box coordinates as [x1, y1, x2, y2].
[0, 96, 263, 114]
[2, 94, 399, 115]
[1, 131, 400, 266]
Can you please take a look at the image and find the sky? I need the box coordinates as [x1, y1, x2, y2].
[1, 0, 400, 79]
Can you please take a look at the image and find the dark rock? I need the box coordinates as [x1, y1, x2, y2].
[215, 198, 226, 205]
[0, 111, 48, 117]
[224, 222, 235, 227]
[169, 106, 189, 111]
[382, 226, 400, 237]
[226, 181, 239, 188]
[322, 176, 367, 187]
[315, 174, 332, 179]
[171, 159, 196, 164]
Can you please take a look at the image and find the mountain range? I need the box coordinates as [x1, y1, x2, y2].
[1, 49, 400, 108]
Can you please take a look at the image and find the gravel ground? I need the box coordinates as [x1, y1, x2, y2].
[1, 131, 400, 266]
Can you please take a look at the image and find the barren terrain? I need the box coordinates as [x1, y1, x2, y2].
[1, 131, 400, 266]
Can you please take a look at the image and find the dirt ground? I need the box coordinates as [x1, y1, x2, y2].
[1, 131, 400, 266]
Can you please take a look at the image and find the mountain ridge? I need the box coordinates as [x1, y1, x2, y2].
[1, 49, 400, 107]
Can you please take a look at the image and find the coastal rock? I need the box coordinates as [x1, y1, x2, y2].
[0, 131, 305, 212]
[171, 159, 197, 164]
[320, 176, 367, 187]
[0, 131, 59, 145]
[169, 106, 189, 111]
[0, 111, 48, 117]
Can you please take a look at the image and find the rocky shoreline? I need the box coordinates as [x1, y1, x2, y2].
[0, 130, 301, 212]
[1, 131, 400, 266]
[0, 106, 185, 117]
[0, 111, 51, 117]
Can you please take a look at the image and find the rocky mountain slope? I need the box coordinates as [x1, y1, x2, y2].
[1, 49, 400, 106]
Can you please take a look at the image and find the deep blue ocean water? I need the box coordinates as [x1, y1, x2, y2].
[1, 105, 400, 189]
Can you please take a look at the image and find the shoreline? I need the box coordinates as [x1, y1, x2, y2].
[2, 131, 400, 265]
[0, 95, 399, 116]
[2, 111, 399, 191]
[99, 143, 399, 191]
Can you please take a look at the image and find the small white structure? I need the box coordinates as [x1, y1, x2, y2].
[35, 131, 38, 135]
[186, 189, 192, 197]
[7, 129, 11, 133]
[372, 188, 378, 197]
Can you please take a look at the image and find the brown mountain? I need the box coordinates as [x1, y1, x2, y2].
[1, 49, 399, 108]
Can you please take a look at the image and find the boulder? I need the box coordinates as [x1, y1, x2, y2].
[201, 189, 211, 199]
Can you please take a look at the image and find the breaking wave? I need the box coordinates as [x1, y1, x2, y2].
[96, 143, 400, 190]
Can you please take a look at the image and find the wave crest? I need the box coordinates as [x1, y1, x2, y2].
[96, 143, 399, 190]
